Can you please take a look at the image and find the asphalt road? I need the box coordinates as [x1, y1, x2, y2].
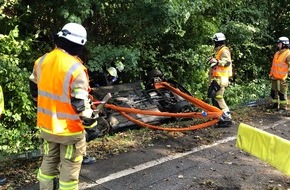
[22, 114, 290, 190]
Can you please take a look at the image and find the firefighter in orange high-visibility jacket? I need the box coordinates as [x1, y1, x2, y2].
[29, 23, 98, 190]
[269, 36, 290, 112]
[207, 32, 233, 128]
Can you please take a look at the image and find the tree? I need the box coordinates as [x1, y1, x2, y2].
[0, 0, 287, 155]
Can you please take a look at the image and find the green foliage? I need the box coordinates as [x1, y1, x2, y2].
[0, 0, 288, 157]
[86, 44, 141, 81]
[222, 5, 272, 82]
[226, 79, 270, 107]
[89, 0, 192, 45]
[0, 26, 40, 155]
[161, 45, 212, 99]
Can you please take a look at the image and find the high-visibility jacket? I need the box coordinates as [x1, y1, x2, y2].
[35, 48, 88, 135]
[212, 46, 232, 77]
[270, 49, 290, 80]
[0, 85, 4, 115]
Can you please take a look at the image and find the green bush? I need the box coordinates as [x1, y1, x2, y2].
[0, 27, 41, 156]
[0, 0, 285, 158]
[226, 79, 270, 108]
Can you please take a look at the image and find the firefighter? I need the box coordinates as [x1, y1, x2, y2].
[89, 66, 121, 87]
[0, 85, 7, 186]
[105, 67, 119, 85]
[269, 36, 290, 112]
[29, 23, 98, 190]
[208, 32, 233, 127]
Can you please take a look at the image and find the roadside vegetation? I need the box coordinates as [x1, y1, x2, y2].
[0, 0, 288, 187]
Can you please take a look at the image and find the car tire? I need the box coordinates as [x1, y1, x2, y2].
[171, 100, 193, 113]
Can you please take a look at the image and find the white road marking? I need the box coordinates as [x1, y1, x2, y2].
[81, 118, 290, 189]
[94, 136, 236, 185]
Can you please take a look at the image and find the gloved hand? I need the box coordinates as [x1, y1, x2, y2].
[80, 114, 99, 142]
[208, 57, 218, 68]
[81, 116, 98, 128]
[208, 57, 217, 63]
[79, 99, 99, 126]
[85, 124, 100, 142]
[79, 106, 94, 118]
[84, 117, 110, 142]
[210, 62, 218, 68]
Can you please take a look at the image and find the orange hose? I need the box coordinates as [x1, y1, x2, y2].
[105, 104, 221, 119]
[120, 111, 219, 131]
[99, 81, 223, 131]
[155, 82, 221, 113]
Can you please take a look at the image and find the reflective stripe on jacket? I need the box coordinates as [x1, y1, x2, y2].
[35, 48, 87, 135]
[212, 46, 232, 77]
[270, 49, 290, 80]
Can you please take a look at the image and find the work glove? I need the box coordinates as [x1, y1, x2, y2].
[208, 57, 218, 68]
[210, 62, 218, 68]
[85, 124, 100, 142]
[79, 99, 99, 128]
[79, 98, 99, 125]
[79, 101, 94, 118]
[84, 117, 110, 142]
[80, 115, 99, 142]
[81, 116, 98, 128]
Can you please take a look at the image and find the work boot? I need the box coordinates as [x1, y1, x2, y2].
[216, 112, 232, 128]
[0, 176, 7, 186]
[216, 119, 232, 128]
[82, 155, 96, 165]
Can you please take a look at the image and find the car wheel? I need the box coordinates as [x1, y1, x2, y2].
[171, 100, 194, 113]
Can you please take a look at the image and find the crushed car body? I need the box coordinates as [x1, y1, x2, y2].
[89, 70, 227, 135]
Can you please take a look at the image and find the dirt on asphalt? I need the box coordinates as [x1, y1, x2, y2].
[1, 105, 290, 190]
[144, 107, 290, 190]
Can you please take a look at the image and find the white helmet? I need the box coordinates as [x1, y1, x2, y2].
[277, 36, 289, 46]
[212, 32, 226, 42]
[57, 23, 87, 45]
[115, 61, 124, 72]
[107, 67, 118, 77]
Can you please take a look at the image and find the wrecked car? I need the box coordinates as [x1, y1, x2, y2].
[89, 69, 227, 136]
